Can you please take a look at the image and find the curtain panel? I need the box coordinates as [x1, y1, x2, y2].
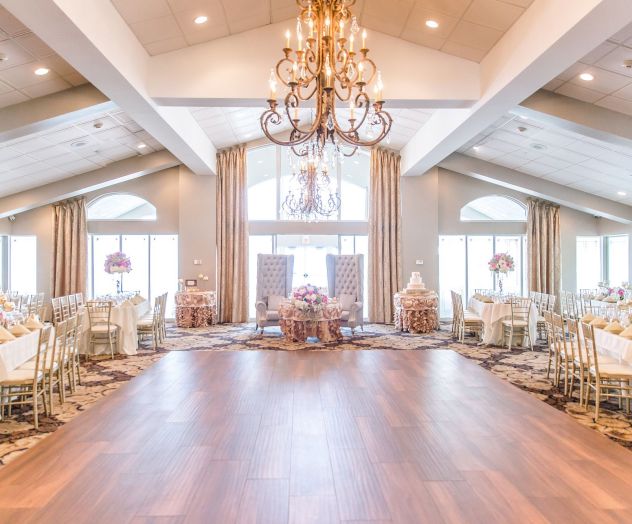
[51, 197, 88, 298]
[216, 145, 249, 323]
[368, 148, 402, 323]
[526, 198, 561, 298]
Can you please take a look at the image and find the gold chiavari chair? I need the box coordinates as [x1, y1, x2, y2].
[581, 322, 632, 421]
[551, 313, 571, 394]
[502, 297, 533, 350]
[60, 295, 71, 320]
[68, 313, 83, 389]
[75, 293, 84, 307]
[454, 292, 483, 343]
[51, 297, 63, 325]
[68, 294, 78, 316]
[543, 310, 558, 382]
[86, 301, 118, 359]
[450, 290, 459, 336]
[0, 326, 52, 429]
[159, 293, 168, 342]
[137, 297, 162, 351]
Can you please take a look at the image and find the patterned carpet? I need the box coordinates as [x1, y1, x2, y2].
[1, 322, 631, 467]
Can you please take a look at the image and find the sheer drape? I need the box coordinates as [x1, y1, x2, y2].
[527, 198, 561, 298]
[51, 197, 87, 298]
[369, 148, 402, 323]
[216, 145, 249, 323]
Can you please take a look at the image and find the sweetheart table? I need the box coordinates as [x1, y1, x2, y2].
[278, 302, 342, 342]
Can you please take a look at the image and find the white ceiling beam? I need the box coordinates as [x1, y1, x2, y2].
[401, 0, 632, 176]
[147, 20, 480, 109]
[0, 150, 180, 219]
[0, 84, 115, 143]
[1, 0, 217, 175]
[440, 153, 632, 224]
[517, 89, 632, 148]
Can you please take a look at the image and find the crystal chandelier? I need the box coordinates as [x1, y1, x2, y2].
[283, 145, 340, 221]
[260, 0, 393, 157]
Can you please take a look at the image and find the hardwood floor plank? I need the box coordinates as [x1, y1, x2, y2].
[236, 479, 290, 524]
[289, 495, 340, 524]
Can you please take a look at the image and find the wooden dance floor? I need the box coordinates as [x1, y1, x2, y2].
[2, 349, 632, 523]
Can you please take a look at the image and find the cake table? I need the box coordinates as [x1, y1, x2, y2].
[394, 272, 439, 334]
[175, 291, 217, 328]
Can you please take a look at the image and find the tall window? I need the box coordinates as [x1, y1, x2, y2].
[247, 143, 370, 320]
[9, 236, 37, 294]
[460, 196, 527, 221]
[87, 194, 157, 220]
[87, 234, 178, 315]
[439, 235, 527, 318]
[576, 236, 602, 291]
[606, 235, 629, 286]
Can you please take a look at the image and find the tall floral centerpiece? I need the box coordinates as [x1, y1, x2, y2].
[104, 252, 132, 294]
[293, 284, 328, 318]
[488, 253, 515, 294]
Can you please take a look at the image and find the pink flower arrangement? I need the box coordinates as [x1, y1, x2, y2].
[608, 287, 626, 300]
[104, 252, 132, 274]
[293, 284, 328, 309]
[488, 252, 515, 275]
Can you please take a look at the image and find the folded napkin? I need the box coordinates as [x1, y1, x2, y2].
[605, 321, 624, 335]
[3, 301, 15, 312]
[24, 316, 44, 330]
[590, 317, 607, 328]
[131, 295, 146, 305]
[10, 324, 30, 337]
[481, 296, 493, 303]
[0, 325, 16, 341]
[581, 313, 595, 322]
[620, 325, 632, 339]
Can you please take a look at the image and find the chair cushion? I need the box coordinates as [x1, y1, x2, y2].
[592, 363, 632, 377]
[20, 358, 60, 372]
[90, 324, 117, 333]
[267, 295, 286, 312]
[0, 368, 42, 385]
[266, 311, 280, 321]
[339, 294, 356, 312]
[137, 318, 156, 327]
[502, 320, 529, 327]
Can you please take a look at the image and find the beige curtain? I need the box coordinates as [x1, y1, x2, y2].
[216, 145, 248, 323]
[527, 198, 561, 297]
[369, 148, 402, 323]
[51, 197, 87, 298]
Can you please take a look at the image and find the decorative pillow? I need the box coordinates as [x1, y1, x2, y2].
[267, 295, 286, 311]
[339, 294, 356, 311]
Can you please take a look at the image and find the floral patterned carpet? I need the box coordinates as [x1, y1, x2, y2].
[2, 322, 632, 467]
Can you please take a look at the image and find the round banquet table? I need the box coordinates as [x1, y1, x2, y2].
[175, 291, 217, 328]
[394, 292, 439, 334]
[278, 302, 343, 343]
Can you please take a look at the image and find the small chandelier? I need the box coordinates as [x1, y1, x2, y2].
[261, 0, 393, 159]
[283, 145, 340, 221]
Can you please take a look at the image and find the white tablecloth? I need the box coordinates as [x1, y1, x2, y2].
[594, 329, 632, 366]
[469, 298, 538, 346]
[0, 329, 41, 381]
[79, 300, 150, 356]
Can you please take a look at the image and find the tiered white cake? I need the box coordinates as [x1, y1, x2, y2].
[404, 272, 427, 294]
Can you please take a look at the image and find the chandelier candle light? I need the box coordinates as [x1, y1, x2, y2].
[261, 0, 393, 220]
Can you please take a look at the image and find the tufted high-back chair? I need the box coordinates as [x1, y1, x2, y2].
[325, 254, 364, 333]
[255, 254, 294, 332]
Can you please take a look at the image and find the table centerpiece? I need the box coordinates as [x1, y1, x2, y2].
[488, 252, 515, 294]
[104, 251, 132, 294]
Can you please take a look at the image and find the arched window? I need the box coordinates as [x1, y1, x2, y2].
[87, 193, 157, 221]
[460, 195, 526, 222]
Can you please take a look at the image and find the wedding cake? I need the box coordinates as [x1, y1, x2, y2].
[404, 272, 427, 294]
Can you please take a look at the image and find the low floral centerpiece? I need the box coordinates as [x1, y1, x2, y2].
[488, 252, 515, 294]
[608, 286, 626, 302]
[293, 284, 328, 312]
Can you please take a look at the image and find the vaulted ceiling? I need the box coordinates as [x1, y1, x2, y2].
[0, 0, 631, 223]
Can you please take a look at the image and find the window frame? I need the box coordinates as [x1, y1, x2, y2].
[87, 192, 157, 222]
[460, 195, 527, 223]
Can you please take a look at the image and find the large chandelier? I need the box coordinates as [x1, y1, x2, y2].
[261, 0, 392, 153]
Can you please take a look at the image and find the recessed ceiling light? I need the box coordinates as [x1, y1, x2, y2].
[472, 145, 480, 151]
[618, 191, 627, 196]
[34, 67, 49, 76]
[137, 143, 147, 149]
[194, 15, 208, 24]
[579, 72, 594, 81]
[530, 143, 547, 151]
[70, 140, 89, 149]
[425, 20, 439, 29]
[244, 133, 253, 138]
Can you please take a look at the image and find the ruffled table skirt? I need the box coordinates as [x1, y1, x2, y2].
[278, 303, 342, 343]
[394, 292, 439, 334]
[175, 305, 217, 328]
